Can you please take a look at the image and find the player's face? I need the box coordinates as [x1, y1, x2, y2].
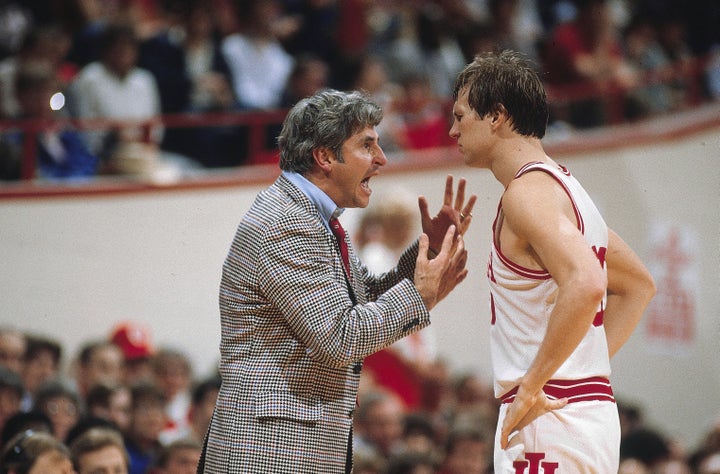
[328, 126, 387, 209]
[449, 88, 493, 169]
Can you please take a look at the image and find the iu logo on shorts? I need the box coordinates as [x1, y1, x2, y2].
[513, 452, 559, 473]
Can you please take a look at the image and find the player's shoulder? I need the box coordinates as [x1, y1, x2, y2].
[504, 168, 560, 202]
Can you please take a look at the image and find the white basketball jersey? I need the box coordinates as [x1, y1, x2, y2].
[488, 161, 611, 398]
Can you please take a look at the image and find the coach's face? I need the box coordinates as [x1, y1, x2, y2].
[324, 126, 387, 209]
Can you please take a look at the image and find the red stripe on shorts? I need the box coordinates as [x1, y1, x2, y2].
[500, 376, 615, 404]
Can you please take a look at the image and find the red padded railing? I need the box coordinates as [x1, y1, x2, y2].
[0, 109, 288, 180]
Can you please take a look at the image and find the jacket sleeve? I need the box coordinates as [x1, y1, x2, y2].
[257, 213, 429, 369]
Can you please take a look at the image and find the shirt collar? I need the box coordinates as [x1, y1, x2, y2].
[282, 171, 344, 230]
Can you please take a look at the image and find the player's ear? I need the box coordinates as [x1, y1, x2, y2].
[496, 104, 508, 120]
[491, 104, 508, 126]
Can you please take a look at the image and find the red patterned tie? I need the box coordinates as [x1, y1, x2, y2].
[329, 217, 352, 281]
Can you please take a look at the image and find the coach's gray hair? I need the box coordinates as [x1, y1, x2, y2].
[278, 89, 383, 174]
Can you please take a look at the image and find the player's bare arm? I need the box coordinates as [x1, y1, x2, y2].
[498, 171, 606, 448]
[603, 229, 656, 357]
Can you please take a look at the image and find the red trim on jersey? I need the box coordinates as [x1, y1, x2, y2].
[494, 243, 552, 279]
[517, 162, 584, 235]
[490, 162, 587, 280]
[500, 376, 615, 404]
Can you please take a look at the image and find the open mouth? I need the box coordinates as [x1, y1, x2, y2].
[360, 177, 372, 193]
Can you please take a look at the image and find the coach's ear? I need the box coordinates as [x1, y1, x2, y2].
[313, 147, 335, 174]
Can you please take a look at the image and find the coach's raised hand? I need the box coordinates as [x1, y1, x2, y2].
[419, 175, 477, 257]
[414, 225, 465, 311]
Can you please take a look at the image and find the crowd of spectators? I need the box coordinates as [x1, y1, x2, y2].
[0, 323, 211, 473]
[0, 0, 718, 181]
[1, 322, 719, 473]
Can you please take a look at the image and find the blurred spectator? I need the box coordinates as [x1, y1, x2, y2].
[622, 15, 676, 118]
[280, 0, 337, 64]
[654, 12, 695, 108]
[354, 390, 406, 461]
[137, 0, 234, 116]
[437, 426, 491, 474]
[355, 190, 418, 275]
[110, 321, 155, 384]
[20, 334, 63, 411]
[65, 415, 120, 448]
[161, 376, 219, 444]
[395, 72, 451, 150]
[221, 0, 294, 110]
[0, 135, 19, 180]
[398, 412, 440, 460]
[143, 0, 243, 168]
[0, 367, 23, 436]
[346, 54, 404, 152]
[280, 53, 330, 108]
[706, 45, 720, 100]
[620, 426, 672, 471]
[74, 340, 124, 398]
[0, 327, 26, 375]
[64, 0, 141, 68]
[384, 450, 437, 474]
[356, 192, 439, 410]
[69, 426, 129, 474]
[446, 372, 497, 434]
[152, 348, 192, 441]
[456, 20, 498, 62]
[333, 0, 371, 61]
[0, 429, 75, 474]
[124, 382, 166, 474]
[0, 410, 52, 448]
[33, 377, 83, 443]
[177, 2, 234, 113]
[0, 2, 33, 60]
[619, 457, 651, 474]
[414, 359, 454, 444]
[0, 25, 74, 119]
[699, 418, 720, 453]
[67, 22, 158, 159]
[690, 420, 720, 474]
[67, 21, 197, 178]
[655, 458, 692, 474]
[134, 3, 192, 118]
[85, 383, 132, 435]
[8, 62, 99, 180]
[618, 399, 646, 436]
[148, 437, 201, 474]
[543, 0, 638, 127]
[486, 0, 543, 63]
[353, 449, 387, 474]
[691, 449, 720, 474]
[384, 4, 466, 98]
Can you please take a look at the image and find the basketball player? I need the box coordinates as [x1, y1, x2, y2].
[449, 51, 656, 472]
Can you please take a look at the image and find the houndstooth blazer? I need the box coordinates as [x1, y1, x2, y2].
[201, 174, 430, 473]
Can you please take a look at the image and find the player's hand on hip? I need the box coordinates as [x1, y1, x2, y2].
[500, 388, 568, 449]
[419, 175, 477, 256]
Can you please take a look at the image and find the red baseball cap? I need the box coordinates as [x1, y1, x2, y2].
[110, 321, 154, 360]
